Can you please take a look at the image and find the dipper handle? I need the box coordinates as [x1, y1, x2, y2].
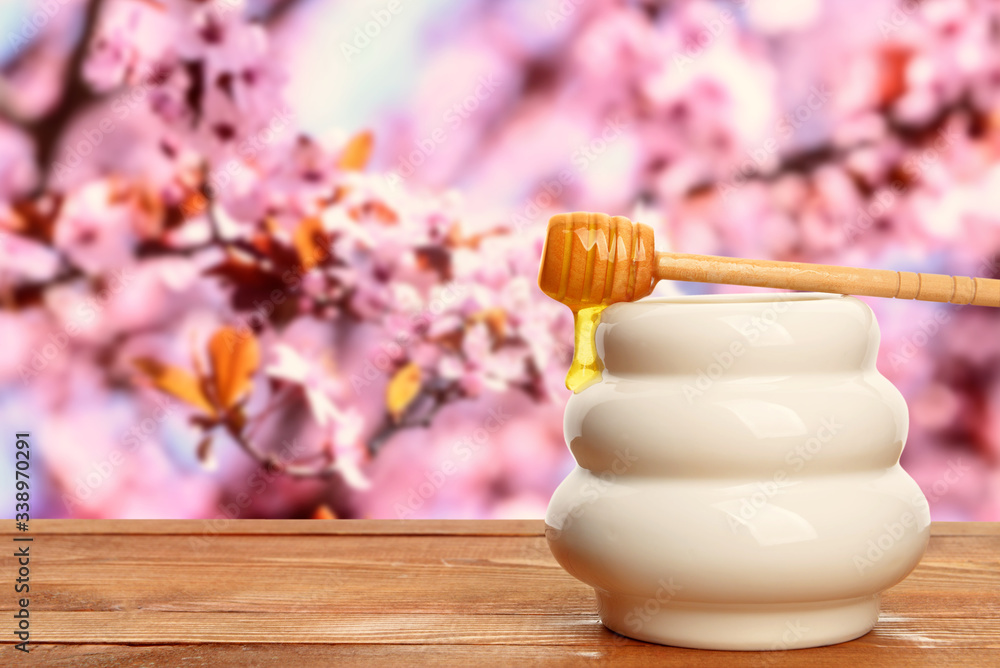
[656, 253, 1000, 307]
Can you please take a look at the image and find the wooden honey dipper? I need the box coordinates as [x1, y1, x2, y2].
[538, 211, 1000, 392]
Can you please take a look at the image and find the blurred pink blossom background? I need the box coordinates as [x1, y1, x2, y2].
[1, 0, 998, 521]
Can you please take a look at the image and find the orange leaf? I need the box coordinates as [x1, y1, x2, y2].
[338, 130, 373, 171]
[293, 217, 330, 271]
[311, 504, 337, 520]
[134, 357, 216, 416]
[10, 196, 63, 244]
[180, 191, 208, 218]
[474, 308, 507, 339]
[386, 362, 421, 422]
[207, 327, 260, 410]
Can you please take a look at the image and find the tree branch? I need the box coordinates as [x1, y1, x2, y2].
[683, 94, 980, 197]
[366, 385, 461, 456]
[23, 0, 108, 194]
[255, 0, 306, 25]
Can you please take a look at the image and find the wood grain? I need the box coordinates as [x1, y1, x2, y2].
[3, 519, 993, 536]
[0, 519, 543, 536]
[25, 644, 1000, 668]
[656, 253, 1000, 307]
[1, 520, 997, 666]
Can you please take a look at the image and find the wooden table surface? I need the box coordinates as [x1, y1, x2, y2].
[2, 520, 997, 666]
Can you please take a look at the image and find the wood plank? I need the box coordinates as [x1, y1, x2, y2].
[16, 612, 1000, 647]
[23, 643, 1000, 668]
[922, 535, 1000, 561]
[0, 521, 995, 662]
[7, 519, 995, 536]
[3, 536, 998, 616]
[0, 519, 545, 536]
[18, 535, 575, 615]
[19, 532, 1000, 564]
[5, 534, 997, 617]
[930, 522, 1000, 536]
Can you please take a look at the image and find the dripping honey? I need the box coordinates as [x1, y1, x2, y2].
[565, 304, 607, 393]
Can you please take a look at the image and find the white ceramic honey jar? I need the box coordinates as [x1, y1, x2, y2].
[545, 292, 931, 650]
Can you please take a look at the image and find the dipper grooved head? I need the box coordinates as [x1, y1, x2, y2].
[538, 212, 656, 310]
